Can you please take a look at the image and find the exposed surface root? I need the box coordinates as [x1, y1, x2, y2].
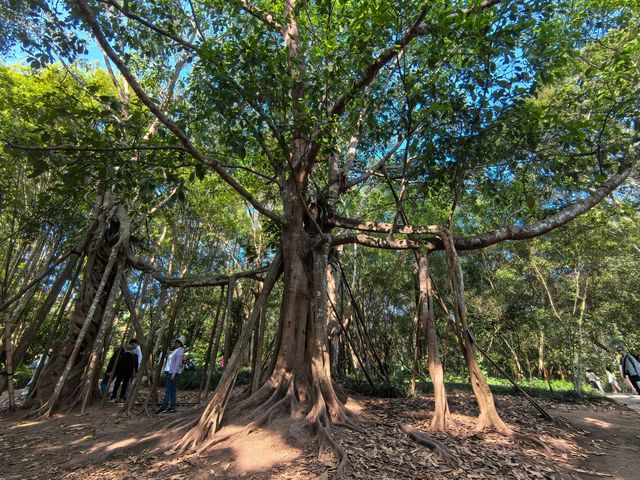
[180, 374, 358, 478]
[400, 423, 460, 468]
[508, 430, 550, 451]
[475, 411, 514, 436]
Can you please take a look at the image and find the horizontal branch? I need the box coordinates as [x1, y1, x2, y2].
[332, 216, 442, 236]
[333, 161, 635, 251]
[126, 254, 268, 288]
[330, 233, 435, 251]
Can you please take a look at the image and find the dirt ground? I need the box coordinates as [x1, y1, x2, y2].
[0, 390, 638, 479]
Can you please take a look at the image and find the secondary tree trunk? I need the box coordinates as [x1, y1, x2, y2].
[439, 231, 511, 434]
[418, 253, 449, 431]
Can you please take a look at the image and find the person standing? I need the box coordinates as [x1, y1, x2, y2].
[125, 338, 143, 397]
[157, 336, 185, 413]
[129, 338, 142, 370]
[617, 346, 640, 395]
[110, 344, 138, 402]
[101, 345, 121, 395]
[605, 367, 622, 393]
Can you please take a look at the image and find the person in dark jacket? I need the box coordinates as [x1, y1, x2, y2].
[101, 346, 121, 395]
[110, 344, 138, 402]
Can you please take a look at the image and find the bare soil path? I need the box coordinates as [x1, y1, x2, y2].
[0, 391, 638, 479]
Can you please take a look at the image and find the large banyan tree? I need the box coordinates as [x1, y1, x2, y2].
[2, 0, 639, 473]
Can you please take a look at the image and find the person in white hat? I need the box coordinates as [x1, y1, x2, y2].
[157, 335, 186, 413]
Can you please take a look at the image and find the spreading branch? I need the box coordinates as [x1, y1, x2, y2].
[126, 254, 268, 288]
[333, 161, 635, 251]
[99, 0, 199, 51]
[75, 0, 284, 225]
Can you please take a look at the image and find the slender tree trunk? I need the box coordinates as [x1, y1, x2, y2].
[223, 276, 237, 364]
[3, 312, 15, 409]
[79, 263, 124, 413]
[25, 261, 81, 405]
[199, 286, 225, 402]
[419, 253, 449, 431]
[250, 304, 267, 394]
[0, 229, 91, 397]
[440, 232, 511, 434]
[538, 326, 546, 379]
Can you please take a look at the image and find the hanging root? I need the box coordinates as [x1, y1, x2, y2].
[400, 424, 459, 468]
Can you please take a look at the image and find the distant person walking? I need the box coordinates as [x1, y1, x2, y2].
[617, 346, 640, 395]
[110, 344, 138, 402]
[585, 368, 605, 393]
[101, 345, 121, 395]
[605, 367, 622, 393]
[157, 336, 185, 413]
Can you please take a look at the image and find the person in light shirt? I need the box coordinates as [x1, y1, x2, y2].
[157, 336, 185, 413]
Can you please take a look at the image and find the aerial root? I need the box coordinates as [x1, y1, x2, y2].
[400, 424, 460, 468]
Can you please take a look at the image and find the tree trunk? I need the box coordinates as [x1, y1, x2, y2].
[439, 232, 511, 434]
[177, 252, 282, 451]
[25, 261, 80, 405]
[250, 304, 267, 394]
[538, 326, 546, 379]
[222, 276, 236, 364]
[3, 312, 15, 409]
[35, 201, 129, 412]
[418, 253, 449, 431]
